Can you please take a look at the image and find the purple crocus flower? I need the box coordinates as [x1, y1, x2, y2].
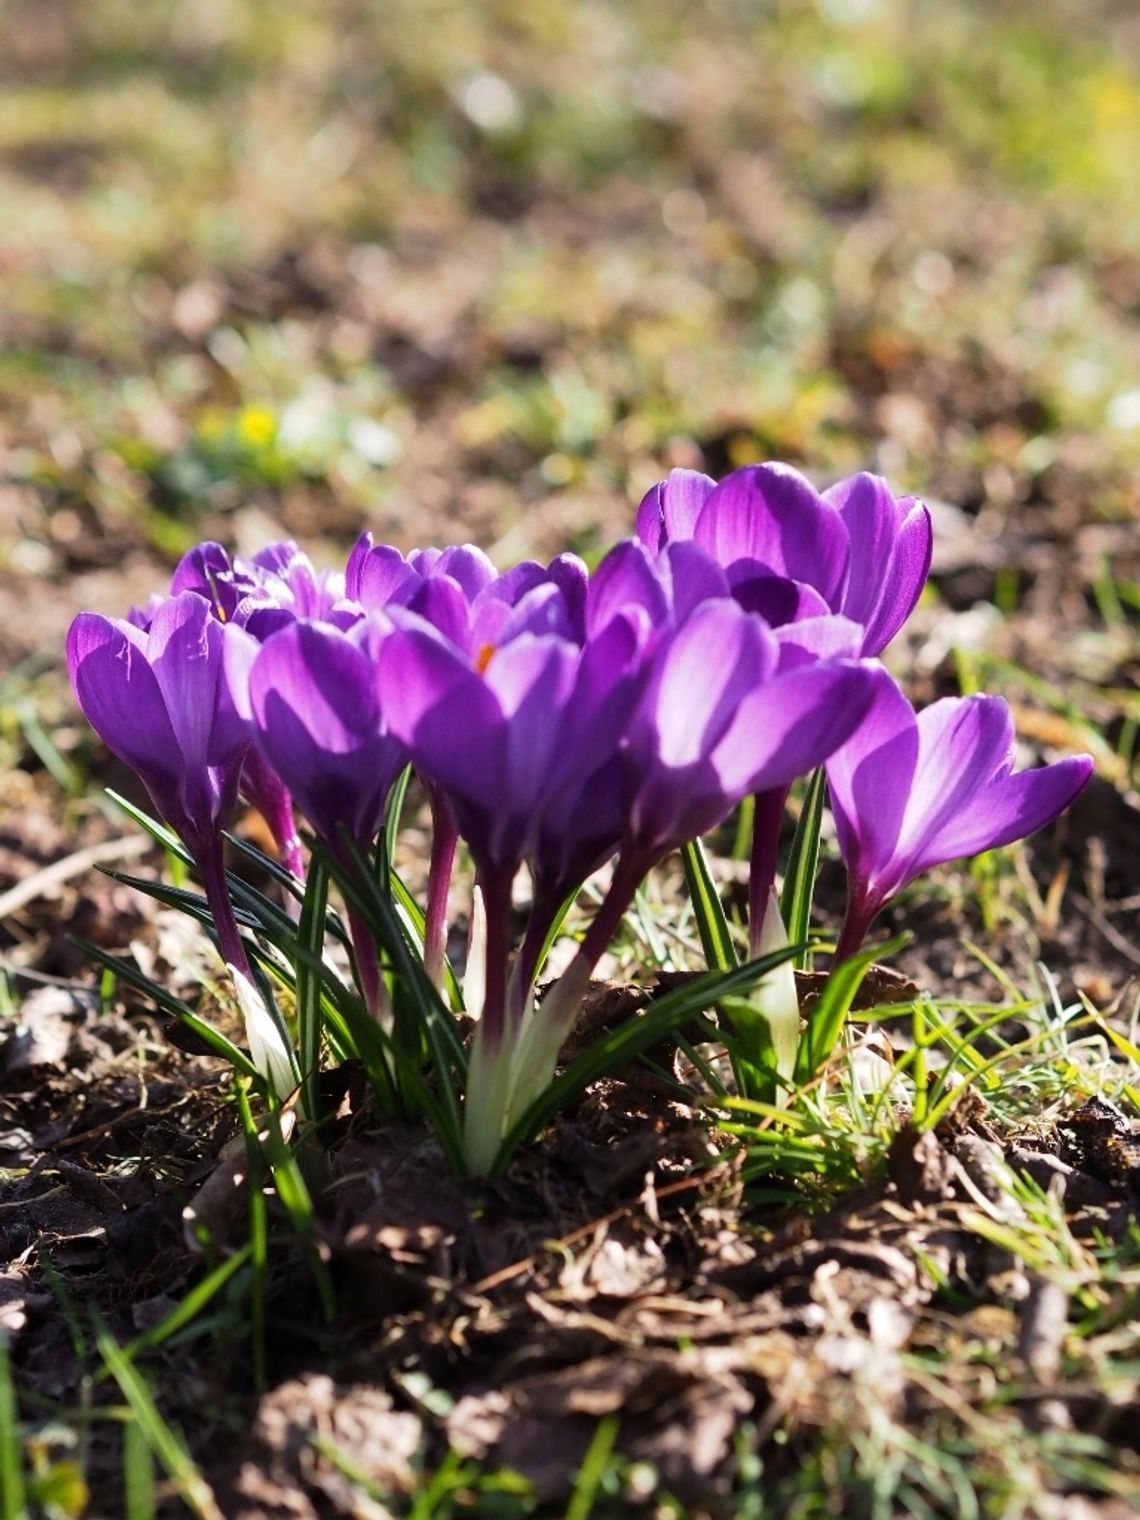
[375, 603, 650, 1170]
[347, 537, 596, 995]
[377, 607, 648, 893]
[68, 592, 251, 860]
[349, 532, 590, 647]
[67, 592, 296, 1094]
[346, 535, 498, 610]
[239, 618, 409, 1021]
[636, 463, 932, 656]
[518, 597, 883, 1144]
[825, 671, 1095, 961]
[243, 621, 406, 858]
[616, 600, 879, 880]
[171, 539, 359, 879]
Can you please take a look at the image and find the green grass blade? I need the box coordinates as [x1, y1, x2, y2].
[779, 766, 826, 972]
[294, 856, 329, 1126]
[122, 1419, 156, 1520]
[533, 882, 585, 984]
[794, 932, 910, 1082]
[566, 1414, 620, 1520]
[251, 1100, 336, 1322]
[235, 1083, 269, 1391]
[0, 1332, 27, 1520]
[96, 1323, 223, 1520]
[497, 944, 804, 1170]
[117, 1248, 252, 1368]
[68, 939, 260, 1079]
[681, 837, 738, 971]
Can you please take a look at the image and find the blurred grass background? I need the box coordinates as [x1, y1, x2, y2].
[2, 0, 1140, 589]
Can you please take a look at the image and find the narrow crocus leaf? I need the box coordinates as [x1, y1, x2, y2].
[779, 766, 827, 970]
[496, 944, 806, 1173]
[795, 933, 910, 1081]
[293, 855, 330, 1124]
[228, 965, 299, 1101]
[747, 888, 801, 1097]
[681, 837, 738, 972]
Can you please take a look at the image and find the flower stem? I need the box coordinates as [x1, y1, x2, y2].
[241, 750, 305, 884]
[423, 793, 458, 987]
[748, 785, 789, 959]
[195, 832, 252, 978]
[833, 894, 875, 965]
[475, 868, 515, 1055]
[346, 901, 391, 1027]
[566, 852, 649, 984]
[507, 889, 561, 1026]
[461, 866, 519, 1175]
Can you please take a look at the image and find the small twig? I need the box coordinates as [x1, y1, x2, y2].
[54, 1096, 212, 1152]
[0, 834, 153, 922]
[1070, 891, 1140, 968]
[470, 1163, 733, 1294]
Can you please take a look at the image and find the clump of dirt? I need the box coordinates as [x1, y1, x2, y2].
[3, 957, 1139, 1516]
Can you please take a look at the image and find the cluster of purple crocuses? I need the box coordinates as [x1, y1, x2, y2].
[68, 463, 1093, 1171]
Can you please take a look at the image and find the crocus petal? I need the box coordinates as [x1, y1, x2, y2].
[658, 540, 730, 622]
[640, 600, 778, 770]
[485, 560, 550, 607]
[147, 594, 233, 773]
[714, 659, 881, 796]
[493, 582, 579, 646]
[530, 753, 625, 904]
[546, 553, 589, 640]
[587, 539, 669, 637]
[635, 468, 716, 552]
[893, 696, 1019, 871]
[911, 754, 1094, 872]
[694, 463, 851, 605]
[622, 601, 779, 853]
[825, 473, 933, 653]
[405, 576, 475, 650]
[487, 636, 579, 814]
[250, 540, 304, 578]
[345, 536, 419, 607]
[171, 541, 234, 610]
[773, 614, 864, 670]
[728, 569, 831, 627]
[377, 626, 506, 802]
[67, 613, 181, 802]
[378, 625, 583, 874]
[824, 668, 919, 895]
[550, 610, 651, 795]
[249, 622, 401, 846]
[423, 544, 498, 599]
[218, 621, 260, 726]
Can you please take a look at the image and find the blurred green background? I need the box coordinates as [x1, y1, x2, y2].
[2, 0, 1140, 602]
